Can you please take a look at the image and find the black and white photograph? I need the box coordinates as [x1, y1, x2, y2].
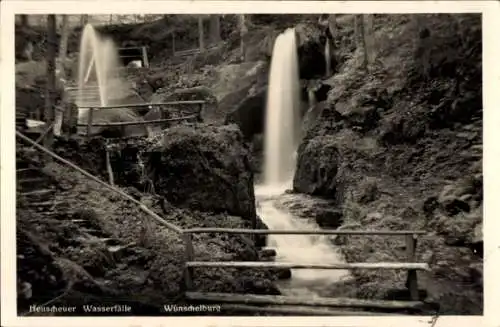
[1, 1, 496, 325]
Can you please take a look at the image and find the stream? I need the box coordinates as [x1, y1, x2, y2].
[255, 182, 352, 298]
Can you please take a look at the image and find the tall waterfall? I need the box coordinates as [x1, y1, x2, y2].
[77, 24, 121, 120]
[263, 28, 302, 187]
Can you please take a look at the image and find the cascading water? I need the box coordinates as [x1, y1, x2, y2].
[77, 24, 122, 120]
[256, 28, 350, 296]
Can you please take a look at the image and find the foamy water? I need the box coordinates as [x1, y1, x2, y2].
[255, 183, 350, 295]
[258, 28, 350, 296]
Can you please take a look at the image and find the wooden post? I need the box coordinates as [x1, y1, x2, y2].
[86, 108, 94, 141]
[183, 233, 194, 291]
[142, 46, 149, 68]
[197, 103, 203, 122]
[405, 234, 419, 301]
[105, 143, 115, 186]
[53, 106, 63, 136]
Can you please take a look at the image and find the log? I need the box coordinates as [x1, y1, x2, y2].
[184, 228, 426, 236]
[185, 292, 427, 310]
[221, 304, 399, 316]
[186, 261, 430, 271]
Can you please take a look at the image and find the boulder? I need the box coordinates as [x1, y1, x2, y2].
[145, 124, 257, 220]
[293, 135, 341, 198]
[315, 209, 344, 229]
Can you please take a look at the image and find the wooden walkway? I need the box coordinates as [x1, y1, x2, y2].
[16, 130, 434, 316]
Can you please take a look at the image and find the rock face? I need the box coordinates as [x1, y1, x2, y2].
[293, 135, 342, 199]
[146, 124, 257, 220]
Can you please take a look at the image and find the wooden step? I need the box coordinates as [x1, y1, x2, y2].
[18, 189, 55, 197]
[185, 292, 428, 311]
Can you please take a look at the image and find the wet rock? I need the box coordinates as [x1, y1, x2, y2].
[272, 268, 292, 280]
[259, 248, 277, 259]
[315, 209, 343, 229]
[146, 124, 257, 221]
[225, 86, 267, 140]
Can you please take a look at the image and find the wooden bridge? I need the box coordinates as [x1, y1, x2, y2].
[16, 130, 433, 316]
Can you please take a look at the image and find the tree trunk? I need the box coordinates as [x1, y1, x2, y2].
[45, 15, 57, 154]
[20, 15, 29, 27]
[198, 16, 205, 52]
[209, 14, 221, 44]
[364, 14, 374, 65]
[81, 14, 89, 26]
[356, 15, 368, 71]
[58, 15, 69, 61]
[239, 14, 248, 62]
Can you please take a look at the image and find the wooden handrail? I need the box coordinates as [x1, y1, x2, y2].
[183, 228, 426, 236]
[77, 114, 198, 127]
[78, 101, 206, 109]
[185, 292, 427, 310]
[186, 261, 430, 271]
[16, 131, 184, 234]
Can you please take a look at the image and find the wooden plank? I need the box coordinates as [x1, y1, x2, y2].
[185, 292, 426, 310]
[16, 131, 184, 234]
[184, 228, 427, 236]
[186, 261, 430, 271]
[406, 234, 419, 301]
[77, 100, 206, 109]
[221, 304, 400, 316]
[77, 114, 198, 127]
[86, 108, 94, 141]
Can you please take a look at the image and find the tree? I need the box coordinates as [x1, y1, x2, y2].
[209, 14, 221, 44]
[239, 14, 248, 62]
[45, 15, 57, 152]
[364, 14, 374, 66]
[198, 16, 205, 52]
[19, 15, 29, 27]
[58, 15, 69, 68]
[354, 15, 368, 71]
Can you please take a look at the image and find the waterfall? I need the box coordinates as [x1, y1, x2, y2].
[77, 24, 121, 121]
[263, 28, 302, 187]
[256, 28, 350, 295]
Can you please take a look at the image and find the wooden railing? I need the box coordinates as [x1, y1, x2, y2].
[181, 228, 430, 315]
[76, 100, 206, 140]
[174, 44, 219, 58]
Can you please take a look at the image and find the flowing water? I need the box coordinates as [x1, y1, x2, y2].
[76, 24, 123, 120]
[257, 28, 350, 296]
